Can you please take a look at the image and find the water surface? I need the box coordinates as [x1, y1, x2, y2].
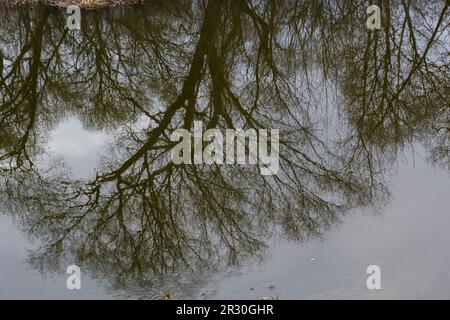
[0, 1, 449, 299]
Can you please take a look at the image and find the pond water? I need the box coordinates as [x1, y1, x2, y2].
[0, 2, 449, 299]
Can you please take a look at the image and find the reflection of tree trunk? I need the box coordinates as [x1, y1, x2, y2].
[0, 48, 3, 80]
[100, 1, 223, 181]
[0, 128, 11, 149]
[18, 11, 47, 165]
[0, 10, 48, 165]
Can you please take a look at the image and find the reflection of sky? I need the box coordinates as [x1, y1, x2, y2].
[209, 147, 450, 299]
[0, 117, 115, 299]
[0, 215, 114, 299]
[47, 117, 111, 179]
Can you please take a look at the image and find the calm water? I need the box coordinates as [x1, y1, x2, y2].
[0, 1, 449, 299]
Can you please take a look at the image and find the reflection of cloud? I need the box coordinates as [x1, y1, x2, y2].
[48, 117, 110, 178]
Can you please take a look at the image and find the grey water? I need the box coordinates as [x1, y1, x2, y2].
[0, 1, 449, 299]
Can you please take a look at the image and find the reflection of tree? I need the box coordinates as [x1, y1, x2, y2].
[340, 1, 449, 170]
[0, 1, 448, 293]
[0, 10, 50, 168]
